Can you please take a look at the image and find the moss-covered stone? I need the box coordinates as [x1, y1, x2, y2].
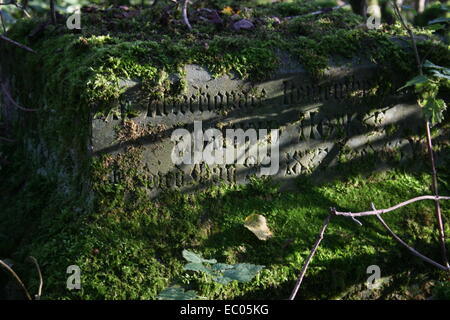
[1, 1, 449, 300]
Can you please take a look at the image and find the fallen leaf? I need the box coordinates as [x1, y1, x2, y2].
[244, 214, 273, 240]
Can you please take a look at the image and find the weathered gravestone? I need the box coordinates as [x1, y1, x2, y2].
[91, 54, 422, 197]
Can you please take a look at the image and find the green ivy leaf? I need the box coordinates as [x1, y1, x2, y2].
[423, 60, 450, 81]
[211, 263, 234, 272]
[215, 263, 265, 284]
[213, 276, 233, 285]
[183, 262, 211, 273]
[182, 250, 217, 264]
[424, 24, 445, 31]
[423, 60, 450, 73]
[428, 17, 450, 25]
[397, 75, 429, 91]
[157, 286, 199, 300]
[430, 70, 450, 80]
[422, 98, 447, 125]
[181, 250, 264, 285]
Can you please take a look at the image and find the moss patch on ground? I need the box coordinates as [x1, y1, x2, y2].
[1, 145, 450, 299]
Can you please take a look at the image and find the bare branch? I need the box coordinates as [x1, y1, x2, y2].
[289, 213, 332, 300]
[27, 256, 43, 299]
[0, 259, 32, 300]
[182, 0, 192, 31]
[351, 215, 363, 226]
[289, 194, 450, 298]
[334, 195, 450, 218]
[425, 121, 449, 268]
[373, 204, 449, 271]
[391, 0, 449, 268]
[0, 34, 35, 53]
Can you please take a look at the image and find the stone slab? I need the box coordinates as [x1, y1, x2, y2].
[91, 57, 421, 197]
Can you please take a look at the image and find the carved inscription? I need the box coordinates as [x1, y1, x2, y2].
[144, 75, 378, 119]
[283, 76, 375, 105]
[284, 148, 329, 176]
[110, 164, 237, 190]
[298, 111, 352, 141]
[147, 88, 267, 117]
[96, 66, 421, 197]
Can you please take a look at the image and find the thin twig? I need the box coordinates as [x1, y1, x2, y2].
[351, 216, 363, 226]
[373, 204, 448, 271]
[289, 213, 332, 300]
[334, 195, 450, 217]
[0, 259, 32, 300]
[27, 256, 43, 299]
[0, 34, 35, 53]
[425, 122, 449, 268]
[182, 0, 192, 31]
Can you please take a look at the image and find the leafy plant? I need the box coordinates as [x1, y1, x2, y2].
[398, 60, 449, 125]
[157, 250, 264, 300]
[182, 249, 264, 285]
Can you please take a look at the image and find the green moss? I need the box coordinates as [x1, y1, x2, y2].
[3, 4, 446, 125]
[193, 36, 279, 80]
[2, 146, 450, 299]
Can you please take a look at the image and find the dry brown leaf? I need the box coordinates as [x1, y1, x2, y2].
[244, 214, 273, 240]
